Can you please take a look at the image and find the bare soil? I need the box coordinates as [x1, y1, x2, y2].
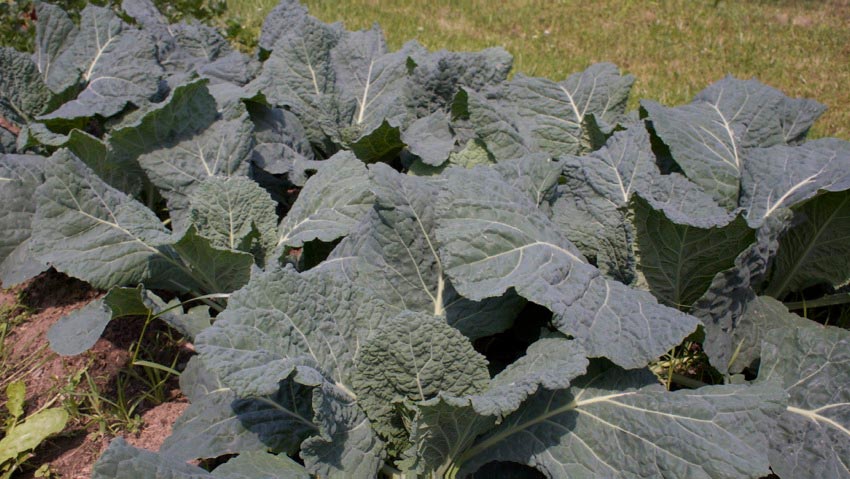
[1, 270, 190, 478]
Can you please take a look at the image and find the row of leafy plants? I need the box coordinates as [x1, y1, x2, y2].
[1, 0, 848, 477]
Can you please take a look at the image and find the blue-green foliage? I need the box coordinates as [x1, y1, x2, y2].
[1, 1, 849, 478]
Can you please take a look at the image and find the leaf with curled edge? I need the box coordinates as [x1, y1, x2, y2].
[631, 194, 754, 309]
[436, 166, 698, 368]
[40, 6, 162, 121]
[456, 361, 785, 479]
[741, 138, 850, 228]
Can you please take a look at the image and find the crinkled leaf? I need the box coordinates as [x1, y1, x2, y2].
[163, 357, 264, 461]
[505, 63, 633, 156]
[137, 113, 254, 230]
[408, 139, 494, 176]
[437, 166, 698, 368]
[563, 127, 656, 206]
[195, 266, 393, 396]
[470, 337, 589, 418]
[257, 0, 311, 53]
[301, 380, 386, 479]
[189, 176, 277, 261]
[352, 312, 490, 452]
[0, 48, 54, 128]
[691, 216, 787, 374]
[400, 394, 496, 477]
[706, 295, 796, 375]
[277, 151, 374, 248]
[493, 153, 563, 207]
[758, 315, 850, 479]
[552, 174, 636, 284]
[405, 47, 512, 116]
[457, 362, 785, 479]
[170, 225, 254, 294]
[349, 119, 405, 163]
[212, 451, 310, 479]
[235, 372, 321, 457]
[454, 88, 531, 161]
[66, 129, 146, 196]
[100, 441, 305, 479]
[780, 97, 826, 145]
[251, 16, 341, 148]
[332, 28, 413, 136]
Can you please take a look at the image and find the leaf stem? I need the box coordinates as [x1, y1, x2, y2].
[784, 293, 850, 311]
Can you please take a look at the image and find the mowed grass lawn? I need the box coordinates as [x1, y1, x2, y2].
[226, 0, 850, 140]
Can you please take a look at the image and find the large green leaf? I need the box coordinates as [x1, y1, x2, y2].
[404, 47, 512, 116]
[0, 154, 47, 286]
[758, 314, 850, 479]
[332, 27, 413, 136]
[0, 48, 54, 129]
[164, 358, 316, 461]
[453, 88, 531, 161]
[318, 163, 524, 339]
[632, 195, 755, 309]
[251, 15, 341, 148]
[457, 362, 784, 479]
[195, 266, 393, 396]
[137, 114, 253, 229]
[189, 176, 278, 262]
[765, 189, 850, 298]
[437, 166, 698, 368]
[40, 6, 162, 121]
[93, 438, 309, 479]
[741, 139, 850, 228]
[691, 217, 787, 374]
[34, 2, 77, 92]
[277, 151, 374, 249]
[163, 358, 272, 461]
[170, 225, 254, 293]
[643, 77, 817, 209]
[247, 103, 316, 179]
[505, 63, 633, 156]
[109, 79, 253, 228]
[402, 111, 454, 167]
[300, 380, 387, 479]
[352, 313, 490, 451]
[66, 129, 147, 197]
[30, 150, 174, 289]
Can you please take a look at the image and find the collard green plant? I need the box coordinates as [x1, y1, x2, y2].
[1, 0, 849, 478]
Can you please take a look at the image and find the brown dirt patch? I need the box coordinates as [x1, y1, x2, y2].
[1, 270, 190, 478]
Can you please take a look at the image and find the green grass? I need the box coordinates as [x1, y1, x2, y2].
[224, 0, 850, 140]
